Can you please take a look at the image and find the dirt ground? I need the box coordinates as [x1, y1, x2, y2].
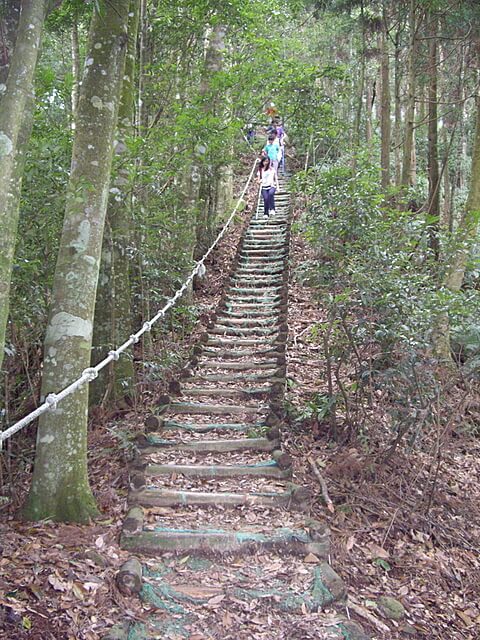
[1, 164, 479, 639]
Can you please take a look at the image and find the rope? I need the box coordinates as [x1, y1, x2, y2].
[0, 159, 259, 447]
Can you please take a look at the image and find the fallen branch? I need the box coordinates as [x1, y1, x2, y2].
[347, 599, 391, 634]
[308, 456, 335, 513]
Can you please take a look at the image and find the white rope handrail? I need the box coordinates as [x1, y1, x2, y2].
[0, 158, 259, 446]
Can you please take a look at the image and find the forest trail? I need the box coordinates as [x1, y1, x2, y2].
[112, 177, 368, 639]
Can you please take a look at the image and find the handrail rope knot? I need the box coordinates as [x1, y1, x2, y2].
[129, 333, 140, 344]
[142, 321, 152, 331]
[82, 367, 98, 381]
[45, 393, 59, 410]
[108, 349, 120, 361]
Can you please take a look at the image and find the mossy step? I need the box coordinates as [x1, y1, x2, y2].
[121, 526, 328, 557]
[211, 325, 280, 336]
[220, 309, 280, 318]
[162, 420, 260, 432]
[231, 273, 284, 281]
[182, 386, 273, 399]
[233, 268, 284, 276]
[223, 298, 283, 308]
[244, 235, 286, 242]
[206, 337, 279, 348]
[237, 252, 286, 258]
[137, 561, 342, 618]
[213, 317, 282, 329]
[186, 371, 282, 383]
[129, 484, 308, 508]
[144, 460, 292, 479]
[238, 252, 286, 259]
[202, 347, 283, 358]
[250, 220, 288, 226]
[137, 435, 278, 454]
[227, 285, 284, 295]
[198, 360, 279, 370]
[242, 243, 286, 250]
[223, 301, 283, 310]
[167, 401, 261, 415]
[243, 235, 286, 242]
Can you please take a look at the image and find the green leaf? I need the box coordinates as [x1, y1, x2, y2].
[373, 558, 391, 572]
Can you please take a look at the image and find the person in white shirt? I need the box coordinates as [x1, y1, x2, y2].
[257, 156, 279, 217]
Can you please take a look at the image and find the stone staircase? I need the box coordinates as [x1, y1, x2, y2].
[108, 177, 369, 640]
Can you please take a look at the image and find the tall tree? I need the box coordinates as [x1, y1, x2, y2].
[427, 12, 440, 257]
[380, 2, 391, 190]
[23, 0, 130, 522]
[91, 0, 140, 406]
[432, 49, 480, 361]
[195, 22, 227, 259]
[401, 0, 419, 188]
[0, 0, 49, 371]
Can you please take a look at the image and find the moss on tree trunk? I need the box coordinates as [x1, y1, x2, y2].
[23, 0, 131, 523]
[0, 0, 48, 371]
[432, 78, 480, 362]
[91, 0, 140, 406]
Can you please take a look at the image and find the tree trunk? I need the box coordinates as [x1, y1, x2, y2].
[380, 7, 391, 190]
[441, 124, 452, 233]
[0, 0, 21, 84]
[432, 86, 480, 361]
[353, 25, 366, 152]
[393, 26, 403, 187]
[365, 79, 373, 144]
[0, 0, 48, 372]
[401, 0, 418, 188]
[23, 0, 130, 523]
[194, 23, 226, 259]
[427, 14, 440, 258]
[91, 0, 140, 406]
[71, 21, 80, 124]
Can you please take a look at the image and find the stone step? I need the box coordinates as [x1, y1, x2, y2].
[224, 296, 284, 305]
[211, 325, 280, 336]
[213, 316, 278, 326]
[244, 235, 286, 242]
[144, 459, 291, 479]
[237, 256, 286, 265]
[161, 419, 262, 433]
[232, 271, 285, 280]
[201, 347, 284, 359]
[219, 309, 281, 318]
[223, 300, 284, 310]
[233, 268, 284, 276]
[228, 283, 283, 292]
[181, 386, 273, 399]
[137, 435, 278, 454]
[135, 559, 345, 621]
[236, 252, 286, 259]
[129, 484, 308, 509]
[238, 250, 287, 258]
[242, 242, 286, 250]
[186, 371, 281, 383]
[121, 525, 328, 558]
[167, 401, 261, 415]
[198, 359, 279, 370]
[206, 337, 279, 348]
[227, 285, 284, 295]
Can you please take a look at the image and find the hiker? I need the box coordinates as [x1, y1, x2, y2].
[276, 121, 286, 173]
[263, 133, 281, 173]
[257, 155, 279, 218]
[245, 123, 256, 144]
[266, 121, 277, 136]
